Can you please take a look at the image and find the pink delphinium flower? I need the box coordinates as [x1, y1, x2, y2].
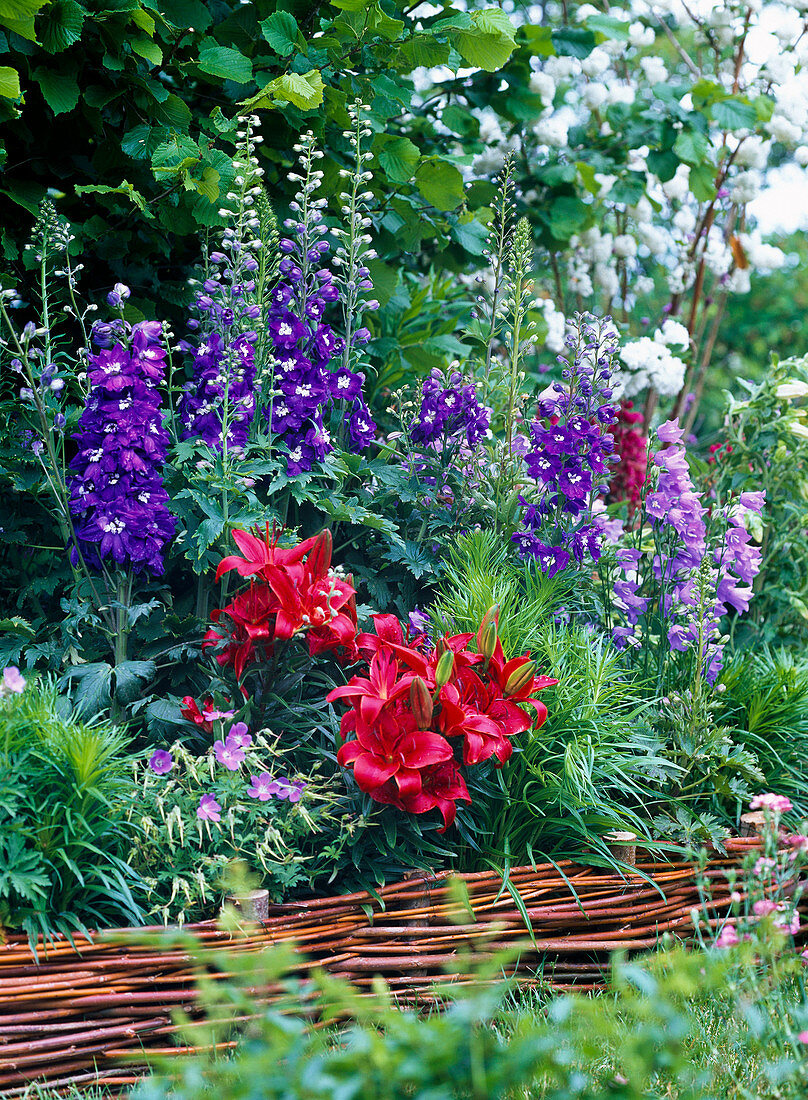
[213, 737, 246, 771]
[197, 794, 222, 822]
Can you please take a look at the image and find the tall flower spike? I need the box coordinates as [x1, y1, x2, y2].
[69, 318, 176, 575]
[179, 116, 266, 452]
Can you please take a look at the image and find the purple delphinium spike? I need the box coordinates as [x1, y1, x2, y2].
[68, 316, 176, 575]
[513, 313, 619, 572]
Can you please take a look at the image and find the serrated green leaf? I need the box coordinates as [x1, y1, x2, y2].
[121, 125, 158, 162]
[330, 0, 371, 10]
[152, 134, 200, 174]
[113, 659, 156, 704]
[673, 127, 709, 167]
[75, 181, 152, 215]
[33, 66, 79, 114]
[551, 25, 596, 59]
[688, 162, 716, 202]
[131, 7, 154, 34]
[0, 65, 20, 99]
[198, 43, 252, 84]
[448, 8, 516, 73]
[710, 97, 757, 131]
[415, 158, 465, 211]
[131, 35, 162, 65]
[39, 0, 85, 52]
[0, 0, 47, 40]
[397, 34, 450, 70]
[377, 135, 420, 183]
[193, 165, 220, 202]
[244, 69, 324, 111]
[260, 10, 298, 56]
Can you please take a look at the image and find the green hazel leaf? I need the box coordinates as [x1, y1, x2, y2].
[415, 158, 465, 211]
[451, 213, 489, 255]
[33, 66, 79, 115]
[371, 7, 404, 40]
[121, 123, 165, 159]
[197, 43, 253, 84]
[152, 133, 201, 173]
[0, 0, 47, 40]
[551, 25, 596, 59]
[160, 0, 212, 34]
[584, 13, 631, 40]
[193, 164, 220, 202]
[673, 127, 710, 166]
[131, 7, 154, 34]
[75, 181, 152, 215]
[261, 10, 298, 56]
[0, 65, 20, 99]
[710, 97, 758, 131]
[153, 92, 192, 130]
[448, 7, 516, 73]
[131, 35, 162, 66]
[688, 161, 716, 202]
[329, 0, 372, 10]
[39, 0, 85, 53]
[377, 135, 420, 183]
[245, 69, 324, 111]
[397, 34, 450, 69]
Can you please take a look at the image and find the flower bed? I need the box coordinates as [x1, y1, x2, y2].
[0, 838, 779, 1094]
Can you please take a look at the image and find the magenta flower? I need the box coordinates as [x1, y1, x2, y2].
[715, 923, 739, 949]
[197, 794, 222, 822]
[226, 722, 253, 751]
[148, 749, 173, 775]
[206, 707, 235, 722]
[213, 738, 245, 770]
[247, 772, 281, 801]
[276, 778, 306, 803]
[1, 666, 26, 695]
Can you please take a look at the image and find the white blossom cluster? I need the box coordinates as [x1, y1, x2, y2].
[618, 320, 690, 399]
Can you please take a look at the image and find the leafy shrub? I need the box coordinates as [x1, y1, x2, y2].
[0, 675, 143, 943]
[128, 734, 345, 924]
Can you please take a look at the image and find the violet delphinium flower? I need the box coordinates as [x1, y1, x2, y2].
[411, 368, 491, 450]
[69, 317, 176, 575]
[262, 130, 376, 473]
[148, 749, 174, 775]
[513, 313, 619, 572]
[197, 794, 222, 822]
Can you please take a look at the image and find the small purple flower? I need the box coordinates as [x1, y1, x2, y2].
[148, 749, 174, 775]
[197, 794, 222, 822]
[107, 282, 131, 308]
[213, 738, 245, 771]
[1, 666, 26, 695]
[226, 722, 253, 750]
[275, 778, 306, 803]
[247, 772, 281, 801]
[408, 608, 431, 636]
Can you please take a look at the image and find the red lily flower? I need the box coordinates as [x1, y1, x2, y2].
[327, 650, 415, 726]
[203, 584, 278, 679]
[437, 681, 514, 766]
[400, 759, 471, 832]
[337, 703, 452, 798]
[180, 695, 216, 733]
[215, 523, 319, 583]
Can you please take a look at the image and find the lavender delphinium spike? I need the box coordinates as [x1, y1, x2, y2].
[611, 419, 764, 685]
[69, 315, 176, 575]
[513, 312, 619, 574]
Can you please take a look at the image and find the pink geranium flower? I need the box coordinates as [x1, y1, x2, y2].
[750, 792, 793, 814]
[226, 722, 253, 750]
[148, 749, 173, 775]
[197, 794, 222, 822]
[716, 924, 739, 948]
[214, 738, 245, 771]
[1, 666, 26, 696]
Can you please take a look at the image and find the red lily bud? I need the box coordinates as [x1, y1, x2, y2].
[307, 529, 333, 578]
[410, 676, 433, 729]
[504, 660, 536, 697]
[434, 648, 455, 687]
